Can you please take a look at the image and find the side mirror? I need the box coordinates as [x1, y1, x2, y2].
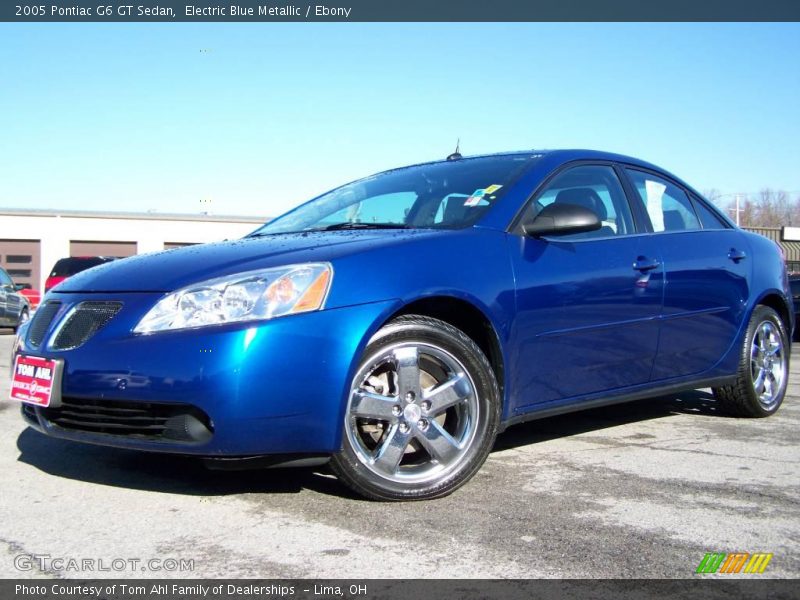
[522, 203, 601, 238]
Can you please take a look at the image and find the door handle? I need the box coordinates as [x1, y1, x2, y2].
[633, 256, 661, 272]
[728, 248, 747, 263]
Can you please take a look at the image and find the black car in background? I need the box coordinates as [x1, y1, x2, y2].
[0, 266, 31, 332]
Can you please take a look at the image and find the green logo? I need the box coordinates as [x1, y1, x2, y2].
[696, 552, 773, 574]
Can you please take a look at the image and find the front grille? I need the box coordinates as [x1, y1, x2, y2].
[51, 302, 123, 350]
[27, 301, 62, 347]
[39, 397, 213, 443]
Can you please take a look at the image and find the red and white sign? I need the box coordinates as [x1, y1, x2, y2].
[10, 355, 58, 407]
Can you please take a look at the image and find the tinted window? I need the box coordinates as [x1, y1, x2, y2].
[0, 268, 12, 286]
[254, 154, 539, 234]
[692, 196, 729, 230]
[522, 165, 635, 238]
[50, 257, 112, 277]
[625, 169, 700, 232]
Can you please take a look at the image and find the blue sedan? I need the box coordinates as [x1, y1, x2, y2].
[11, 149, 792, 500]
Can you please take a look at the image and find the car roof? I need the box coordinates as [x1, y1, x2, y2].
[375, 149, 678, 182]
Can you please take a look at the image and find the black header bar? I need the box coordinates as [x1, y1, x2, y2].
[3, 0, 800, 22]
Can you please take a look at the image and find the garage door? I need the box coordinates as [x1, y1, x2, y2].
[0, 239, 41, 291]
[70, 241, 137, 258]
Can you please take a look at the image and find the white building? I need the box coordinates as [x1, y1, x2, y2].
[0, 209, 265, 293]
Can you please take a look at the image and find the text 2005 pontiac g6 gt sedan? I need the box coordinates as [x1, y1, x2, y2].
[11, 150, 792, 500]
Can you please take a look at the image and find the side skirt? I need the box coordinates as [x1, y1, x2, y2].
[499, 375, 736, 432]
[203, 454, 331, 471]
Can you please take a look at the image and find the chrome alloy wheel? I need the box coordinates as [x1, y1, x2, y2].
[345, 342, 479, 484]
[750, 320, 786, 410]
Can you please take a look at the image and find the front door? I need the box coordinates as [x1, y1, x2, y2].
[507, 164, 663, 411]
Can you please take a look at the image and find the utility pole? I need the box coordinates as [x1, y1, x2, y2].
[729, 194, 743, 226]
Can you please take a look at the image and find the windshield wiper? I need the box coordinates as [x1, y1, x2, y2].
[320, 222, 409, 231]
[246, 229, 316, 237]
[246, 222, 409, 237]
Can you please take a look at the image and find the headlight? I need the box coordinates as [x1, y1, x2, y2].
[133, 263, 332, 334]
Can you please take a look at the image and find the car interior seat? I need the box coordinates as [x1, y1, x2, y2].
[442, 195, 472, 224]
[554, 188, 615, 237]
[663, 210, 686, 231]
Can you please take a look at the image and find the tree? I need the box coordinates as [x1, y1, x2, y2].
[720, 189, 800, 228]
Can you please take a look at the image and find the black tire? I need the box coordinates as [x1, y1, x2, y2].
[13, 308, 29, 334]
[331, 315, 501, 501]
[712, 305, 789, 417]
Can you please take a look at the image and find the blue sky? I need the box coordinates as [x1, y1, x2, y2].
[1, 23, 798, 219]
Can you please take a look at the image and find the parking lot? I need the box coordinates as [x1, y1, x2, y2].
[1, 330, 798, 579]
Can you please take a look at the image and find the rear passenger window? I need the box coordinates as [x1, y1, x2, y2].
[625, 169, 700, 232]
[692, 196, 729, 230]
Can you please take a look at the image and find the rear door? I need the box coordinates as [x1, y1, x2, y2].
[622, 167, 750, 379]
[507, 163, 664, 410]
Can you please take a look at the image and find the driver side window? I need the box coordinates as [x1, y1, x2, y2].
[524, 165, 635, 239]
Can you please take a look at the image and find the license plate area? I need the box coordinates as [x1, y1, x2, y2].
[10, 355, 64, 408]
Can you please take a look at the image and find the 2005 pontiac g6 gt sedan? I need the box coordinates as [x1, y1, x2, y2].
[11, 149, 793, 500]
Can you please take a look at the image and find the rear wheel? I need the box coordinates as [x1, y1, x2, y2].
[713, 305, 789, 417]
[331, 315, 500, 501]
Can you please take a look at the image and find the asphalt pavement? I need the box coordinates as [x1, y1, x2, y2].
[1, 330, 798, 579]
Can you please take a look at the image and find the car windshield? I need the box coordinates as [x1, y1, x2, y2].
[251, 154, 539, 235]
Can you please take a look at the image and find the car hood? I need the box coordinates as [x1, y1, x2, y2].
[56, 229, 441, 293]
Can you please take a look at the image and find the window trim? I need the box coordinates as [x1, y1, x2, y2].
[614, 163, 653, 234]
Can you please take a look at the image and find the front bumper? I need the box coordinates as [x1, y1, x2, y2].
[15, 291, 399, 456]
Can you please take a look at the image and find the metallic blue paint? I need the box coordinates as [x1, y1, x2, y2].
[15, 149, 793, 459]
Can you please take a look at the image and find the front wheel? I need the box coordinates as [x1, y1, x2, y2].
[331, 315, 501, 501]
[713, 305, 789, 417]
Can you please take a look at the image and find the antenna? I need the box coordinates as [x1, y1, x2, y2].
[446, 138, 462, 161]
